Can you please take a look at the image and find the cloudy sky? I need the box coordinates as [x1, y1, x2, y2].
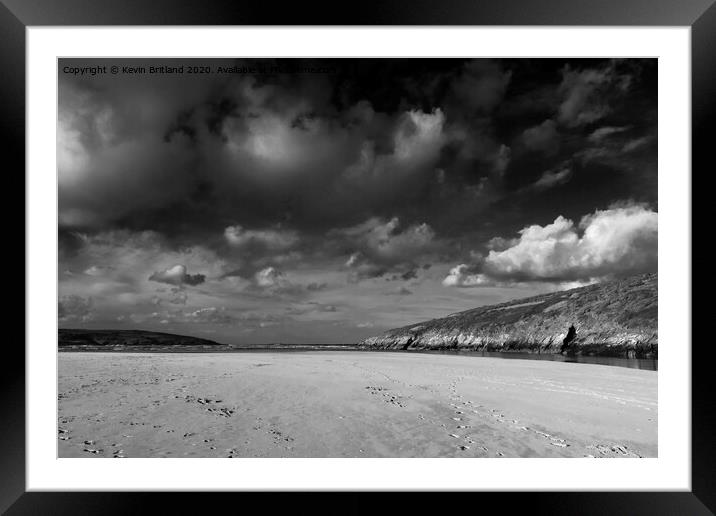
[58, 58, 657, 344]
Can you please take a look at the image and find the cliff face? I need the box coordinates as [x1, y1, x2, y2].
[59, 329, 226, 350]
[360, 273, 657, 358]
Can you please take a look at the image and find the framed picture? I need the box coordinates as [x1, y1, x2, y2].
[6, 0, 712, 513]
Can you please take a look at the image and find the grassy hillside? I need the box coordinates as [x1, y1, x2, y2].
[59, 329, 227, 351]
[360, 273, 657, 358]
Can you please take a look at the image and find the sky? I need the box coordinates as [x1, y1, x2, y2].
[58, 58, 658, 344]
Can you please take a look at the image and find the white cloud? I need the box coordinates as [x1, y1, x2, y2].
[442, 264, 491, 287]
[255, 266, 287, 288]
[443, 204, 657, 285]
[182, 307, 237, 325]
[149, 264, 205, 286]
[250, 266, 303, 296]
[532, 166, 572, 191]
[622, 136, 652, 153]
[224, 225, 298, 251]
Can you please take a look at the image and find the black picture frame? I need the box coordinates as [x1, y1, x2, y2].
[4, 1, 712, 513]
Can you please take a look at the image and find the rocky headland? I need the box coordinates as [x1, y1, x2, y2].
[59, 329, 228, 352]
[360, 273, 657, 358]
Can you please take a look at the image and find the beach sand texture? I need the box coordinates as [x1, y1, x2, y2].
[58, 352, 657, 458]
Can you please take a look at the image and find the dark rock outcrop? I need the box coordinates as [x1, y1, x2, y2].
[360, 273, 657, 358]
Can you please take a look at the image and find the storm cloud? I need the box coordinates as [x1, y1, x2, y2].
[58, 58, 657, 344]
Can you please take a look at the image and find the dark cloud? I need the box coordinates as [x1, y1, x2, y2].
[153, 288, 189, 306]
[385, 286, 413, 296]
[449, 60, 512, 114]
[400, 269, 419, 281]
[521, 119, 559, 155]
[331, 216, 439, 281]
[557, 61, 632, 127]
[59, 58, 655, 241]
[58, 295, 94, 322]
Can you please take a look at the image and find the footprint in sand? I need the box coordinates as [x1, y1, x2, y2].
[586, 444, 641, 457]
[531, 429, 571, 448]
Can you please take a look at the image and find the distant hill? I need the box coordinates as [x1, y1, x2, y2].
[59, 329, 227, 350]
[360, 273, 657, 358]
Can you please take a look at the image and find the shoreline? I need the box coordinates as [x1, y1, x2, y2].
[58, 346, 657, 370]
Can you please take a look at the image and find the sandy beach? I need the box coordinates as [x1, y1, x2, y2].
[58, 351, 657, 458]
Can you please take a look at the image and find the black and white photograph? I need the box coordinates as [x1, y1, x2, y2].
[57, 57, 658, 459]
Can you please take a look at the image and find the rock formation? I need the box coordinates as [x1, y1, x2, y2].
[360, 273, 657, 358]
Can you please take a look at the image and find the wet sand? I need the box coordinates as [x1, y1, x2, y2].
[58, 351, 657, 458]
